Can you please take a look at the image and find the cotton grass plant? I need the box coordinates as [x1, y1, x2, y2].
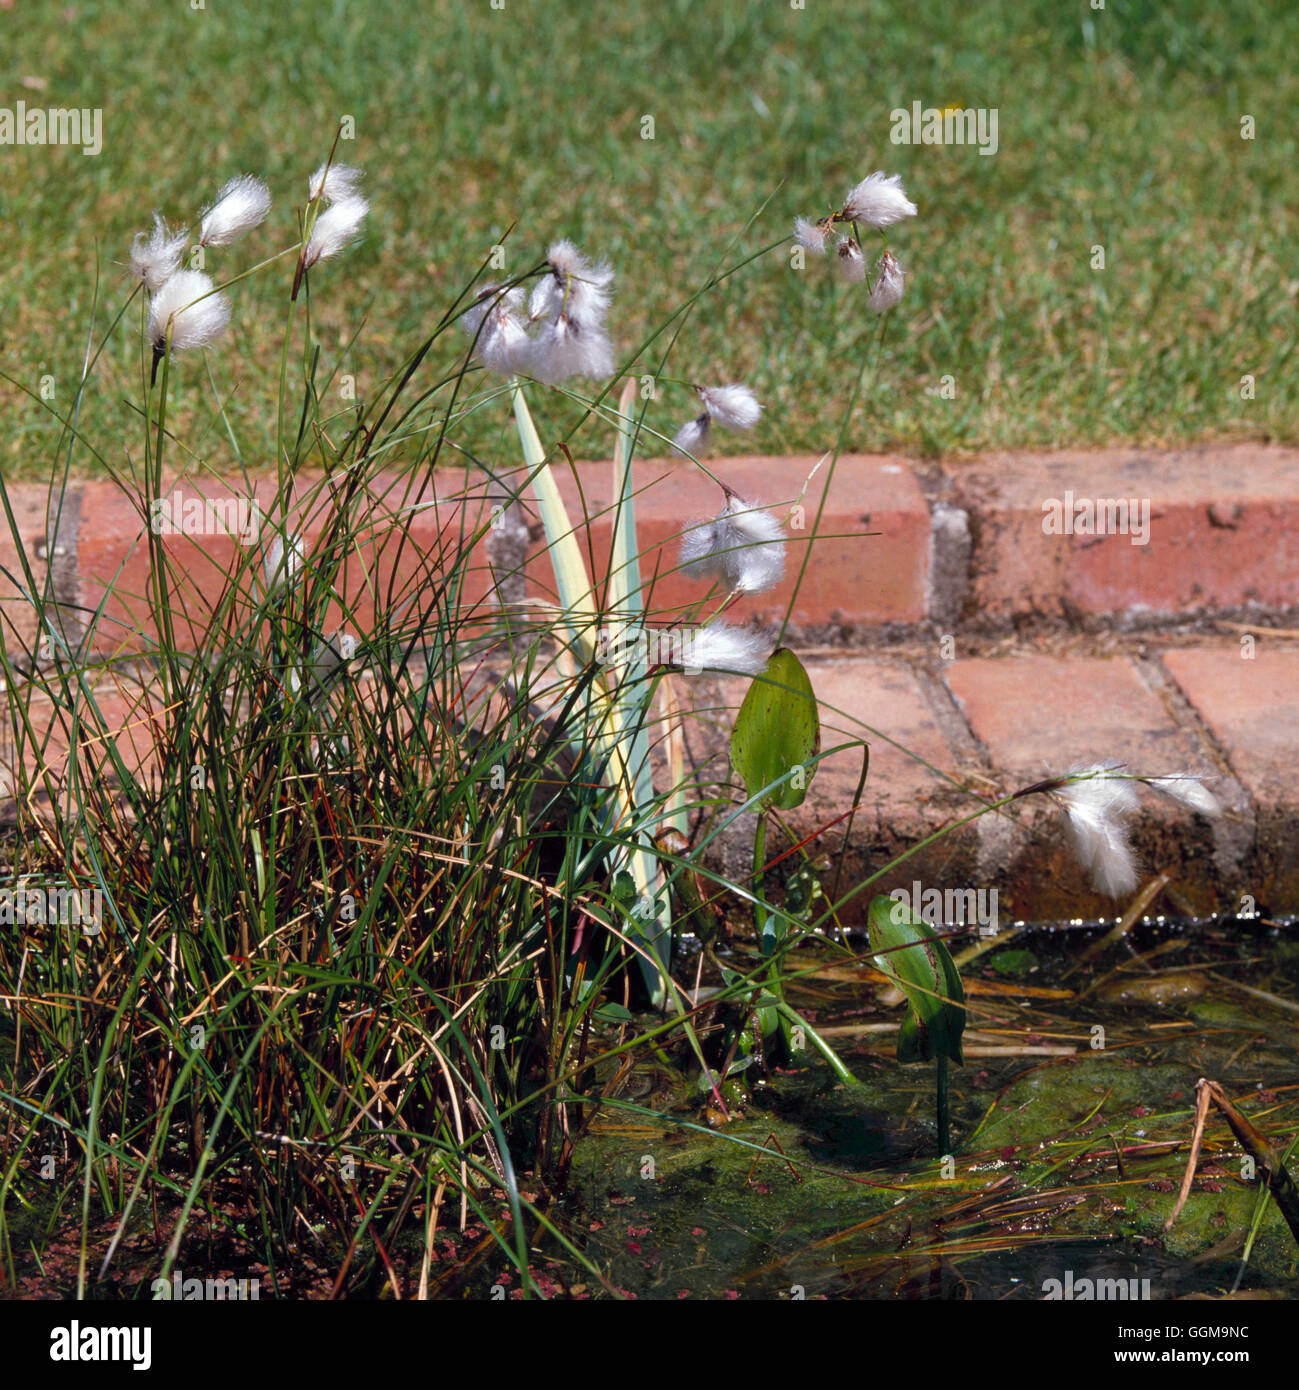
[0, 154, 667, 1297]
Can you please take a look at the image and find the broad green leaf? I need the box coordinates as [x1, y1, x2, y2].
[694, 1055, 756, 1093]
[730, 647, 819, 811]
[866, 893, 965, 1066]
[754, 997, 781, 1040]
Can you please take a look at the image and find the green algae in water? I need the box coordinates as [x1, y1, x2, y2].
[987, 949, 1040, 978]
[531, 920, 1299, 1298]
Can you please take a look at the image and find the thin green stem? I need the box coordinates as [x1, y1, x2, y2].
[753, 813, 770, 955]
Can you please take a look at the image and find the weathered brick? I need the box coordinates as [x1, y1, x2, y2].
[1162, 645, 1299, 910]
[691, 658, 973, 925]
[949, 444, 1299, 622]
[945, 654, 1220, 917]
[1161, 647, 1299, 809]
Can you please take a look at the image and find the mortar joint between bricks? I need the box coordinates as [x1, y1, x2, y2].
[485, 496, 530, 611]
[926, 500, 972, 632]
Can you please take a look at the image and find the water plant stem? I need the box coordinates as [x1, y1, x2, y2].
[936, 1055, 950, 1157]
[753, 815, 770, 955]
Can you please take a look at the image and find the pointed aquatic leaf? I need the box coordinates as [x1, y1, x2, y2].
[866, 893, 965, 1066]
[608, 376, 643, 624]
[512, 382, 598, 661]
[754, 994, 781, 1040]
[730, 648, 819, 811]
[515, 381, 667, 1004]
[604, 379, 669, 991]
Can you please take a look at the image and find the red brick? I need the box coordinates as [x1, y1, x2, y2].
[0, 482, 58, 663]
[77, 479, 243, 655]
[1, 682, 159, 800]
[946, 654, 1197, 777]
[76, 470, 497, 655]
[1161, 646, 1299, 810]
[309, 469, 500, 636]
[950, 444, 1299, 620]
[521, 454, 931, 631]
[796, 658, 962, 835]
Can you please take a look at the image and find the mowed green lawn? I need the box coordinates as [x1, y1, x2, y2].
[0, 0, 1295, 478]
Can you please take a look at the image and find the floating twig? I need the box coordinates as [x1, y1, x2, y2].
[1165, 1078, 1299, 1247]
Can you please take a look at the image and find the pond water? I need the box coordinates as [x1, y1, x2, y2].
[516, 916, 1299, 1300]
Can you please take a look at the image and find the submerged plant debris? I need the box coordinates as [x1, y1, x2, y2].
[501, 917, 1299, 1300]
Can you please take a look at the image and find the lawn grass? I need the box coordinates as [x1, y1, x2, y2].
[0, 0, 1296, 478]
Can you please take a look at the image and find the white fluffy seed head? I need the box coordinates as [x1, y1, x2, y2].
[720, 495, 786, 593]
[793, 216, 827, 255]
[462, 283, 524, 335]
[794, 216, 828, 254]
[698, 384, 762, 431]
[199, 174, 271, 247]
[678, 519, 720, 574]
[671, 414, 711, 460]
[842, 171, 917, 229]
[867, 249, 906, 313]
[263, 530, 304, 596]
[519, 240, 616, 381]
[308, 161, 364, 205]
[530, 239, 614, 331]
[680, 622, 770, 677]
[1143, 774, 1221, 818]
[482, 315, 534, 377]
[129, 214, 189, 293]
[303, 196, 369, 269]
[835, 236, 867, 283]
[306, 630, 357, 691]
[148, 270, 231, 353]
[1058, 762, 1142, 818]
[526, 314, 614, 384]
[1055, 763, 1142, 898]
[462, 285, 533, 376]
[1063, 804, 1139, 898]
[543, 239, 589, 284]
[527, 276, 556, 323]
[680, 494, 787, 594]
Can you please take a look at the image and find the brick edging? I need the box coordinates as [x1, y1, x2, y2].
[1, 442, 1297, 660]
